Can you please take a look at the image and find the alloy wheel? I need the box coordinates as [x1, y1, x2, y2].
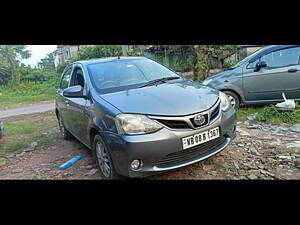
[95, 141, 111, 178]
[228, 95, 236, 108]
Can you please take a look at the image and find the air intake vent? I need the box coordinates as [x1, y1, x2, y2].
[156, 120, 191, 129]
[210, 103, 220, 121]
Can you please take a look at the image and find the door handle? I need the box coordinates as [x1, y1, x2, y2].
[288, 68, 298, 73]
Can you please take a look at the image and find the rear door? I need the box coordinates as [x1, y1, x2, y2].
[243, 46, 300, 102]
[56, 65, 73, 131]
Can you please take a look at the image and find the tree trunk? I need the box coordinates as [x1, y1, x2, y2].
[189, 46, 198, 81]
[5, 46, 20, 86]
[137, 45, 146, 56]
[122, 45, 129, 56]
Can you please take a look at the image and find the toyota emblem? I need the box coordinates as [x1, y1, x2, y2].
[194, 114, 206, 126]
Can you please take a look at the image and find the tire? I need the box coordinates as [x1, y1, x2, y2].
[92, 134, 124, 180]
[58, 113, 72, 140]
[223, 91, 240, 109]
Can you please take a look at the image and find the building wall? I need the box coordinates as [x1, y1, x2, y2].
[69, 45, 78, 58]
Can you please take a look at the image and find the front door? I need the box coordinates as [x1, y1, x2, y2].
[66, 65, 90, 145]
[243, 46, 300, 102]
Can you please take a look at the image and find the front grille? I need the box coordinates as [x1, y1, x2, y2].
[156, 119, 190, 129]
[155, 135, 226, 168]
[154, 101, 220, 130]
[210, 103, 220, 121]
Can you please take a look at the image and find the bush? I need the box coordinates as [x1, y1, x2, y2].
[144, 50, 194, 72]
[21, 68, 59, 83]
[78, 45, 122, 60]
[0, 79, 58, 96]
[56, 58, 78, 74]
[255, 104, 300, 125]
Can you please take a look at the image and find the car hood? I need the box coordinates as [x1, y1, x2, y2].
[209, 69, 236, 80]
[100, 80, 219, 116]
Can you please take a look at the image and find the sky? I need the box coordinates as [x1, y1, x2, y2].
[21, 45, 57, 68]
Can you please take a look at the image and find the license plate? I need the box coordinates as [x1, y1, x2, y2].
[182, 127, 220, 150]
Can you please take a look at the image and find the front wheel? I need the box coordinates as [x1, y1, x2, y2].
[223, 91, 240, 109]
[92, 134, 124, 180]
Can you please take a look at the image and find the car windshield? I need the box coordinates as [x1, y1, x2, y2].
[87, 58, 181, 93]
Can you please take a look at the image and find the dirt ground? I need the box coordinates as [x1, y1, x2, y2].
[0, 112, 300, 180]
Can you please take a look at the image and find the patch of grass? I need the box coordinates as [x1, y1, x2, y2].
[0, 80, 58, 110]
[236, 104, 300, 125]
[255, 104, 300, 125]
[0, 111, 58, 154]
[4, 121, 36, 135]
[236, 106, 263, 121]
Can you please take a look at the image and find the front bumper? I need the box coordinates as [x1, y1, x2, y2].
[102, 107, 236, 178]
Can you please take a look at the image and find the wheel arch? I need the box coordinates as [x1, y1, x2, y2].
[55, 108, 59, 120]
[89, 126, 101, 148]
[219, 88, 243, 104]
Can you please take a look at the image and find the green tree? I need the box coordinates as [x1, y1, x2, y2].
[77, 45, 123, 60]
[0, 45, 31, 85]
[153, 45, 241, 81]
[56, 45, 141, 74]
[37, 53, 55, 72]
[191, 45, 241, 81]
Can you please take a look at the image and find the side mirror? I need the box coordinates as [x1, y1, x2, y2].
[63, 85, 86, 98]
[177, 72, 183, 76]
[254, 61, 267, 72]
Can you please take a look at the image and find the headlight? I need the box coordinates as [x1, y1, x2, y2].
[219, 92, 231, 111]
[115, 114, 163, 135]
[202, 79, 212, 85]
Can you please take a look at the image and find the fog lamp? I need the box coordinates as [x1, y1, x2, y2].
[131, 160, 142, 170]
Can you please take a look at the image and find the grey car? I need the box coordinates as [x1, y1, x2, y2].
[202, 45, 300, 108]
[55, 57, 236, 179]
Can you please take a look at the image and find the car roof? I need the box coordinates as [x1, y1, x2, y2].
[74, 56, 147, 66]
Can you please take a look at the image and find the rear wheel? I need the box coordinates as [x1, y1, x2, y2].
[58, 113, 72, 140]
[223, 91, 240, 109]
[92, 134, 124, 180]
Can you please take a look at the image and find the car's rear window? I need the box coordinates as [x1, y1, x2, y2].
[87, 58, 180, 94]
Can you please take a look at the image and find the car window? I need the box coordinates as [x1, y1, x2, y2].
[247, 47, 300, 69]
[70, 67, 85, 88]
[261, 47, 300, 68]
[60, 66, 72, 89]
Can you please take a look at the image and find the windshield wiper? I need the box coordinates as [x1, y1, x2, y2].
[137, 76, 180, 88]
